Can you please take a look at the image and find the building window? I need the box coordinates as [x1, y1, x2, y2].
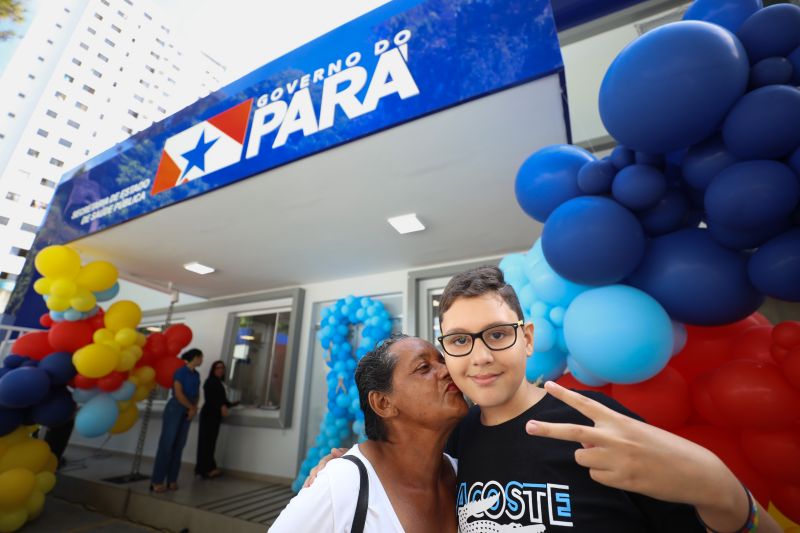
[20, 222, 38, 234]
[104, 38, 115, 47]
[94, 12, 103, 21]
[133, 94, 144, 103]
[101, 0, 109, 4]
[36, 129, 48, 138]
[55, 91, 66, 100]
[17, 92, 25, 98]
[117, 9, 126, 18]
[0, 133, 4, 139]
[97, 52, 108, 62]
[82, 84, 95, 94]
[5, 191, 20, 202]
[0, 216, 8, 225]
[27, 73, 34, 80]
[91, 68, 102, 78]
[150, 51, 159, 60]
[79, 42, 89, 50]
[40, 178, 56, 188]
[67, 119, 80, 129]
[121, 126, 133, 134]
[145, 65, 154, 74]
[27, 148, 39, 158]
[37, 56, 44, 62]
[155, 37, 165, 47]
[72, 57, 81, 66]
[64, 73, 74, 83]
[58, 138, 72, 148]
[45, 109, 57, 118]
[88, 26, 96, 35]
[30, 199, 47, 210]
[144, 12, 152, 20]
[49, 157, 64, 167]
[75, 101, 88, 111]
[125, 0, 133, 5]
[139, 79, 149, 88]
[7, 112, 15, 118]
[157, 106, 166, 114]
[127, 109, 138, 118]
[111, 24, 121, 33]
[46, 39, 53, 45]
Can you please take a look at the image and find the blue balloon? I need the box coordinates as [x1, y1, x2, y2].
[110, 381, 136, 401]
[628, 229, 764, 325]
[705, 160, 799, 230]
[790, 46, 800, 85]
[0, 367, 51, 408]
[517, 284, 535, 311]
[683, 0, 762, 33]
[708, 217, 790, 250]
[748, 228, 800, 301]
[577, 159, 616, 194]
[635, 152, 665, 168]
[542, 196, 646, 285]
[2, 355, 27, 369]
[37, 352, 76, 386]
[63, 308, 82, 321]
[564, 285, 673, 384]
[526, 348, 567, 384]
[532, 317, 556, 353]
[528, 251, 590, 307]
[612, 164, 668, 211]
[600, 21, 749, 153]
[530, 301, 550, 319]
[94, 282, 120, 302]
[671, 321, 688, 356]
[609, 145, 634, 170]
[549, 306, 565, 327]
[49, 311, 65, 322]
[639, 189, 690, 236]
[723, 85, 800, 159]
[736, 3, 800, 63]
[681, 135, 739, 191]
[32, 389, 76, 427]
[750, 57, 793, 88]
[75, 393, 118, 438]
[0, 408, 23, 437]
[566, 356, 608, 387]
[514, 145, 594, 223]
[72, 387, 100, 404]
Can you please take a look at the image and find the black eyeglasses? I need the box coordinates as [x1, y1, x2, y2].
[437, 321, 524, 357]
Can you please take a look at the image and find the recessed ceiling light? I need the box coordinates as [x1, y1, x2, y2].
[387, 213, 425, 234]
[240, 335, 255, 341]
[146, 326, 162, 332]
[183, 261, 215, 275]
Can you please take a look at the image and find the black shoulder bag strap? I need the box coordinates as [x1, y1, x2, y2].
[341, 455, 369, 533]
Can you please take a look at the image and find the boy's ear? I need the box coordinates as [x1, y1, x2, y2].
[523, 321, 534, 357]
[368, 390, 398, 420]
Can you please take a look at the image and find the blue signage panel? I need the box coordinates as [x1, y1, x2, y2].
[7, 0, 563, 323]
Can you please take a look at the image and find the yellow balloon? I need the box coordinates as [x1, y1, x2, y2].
[101, 340, 122, 353]
[24, 491, 43, 518]
[127, 376, 140, 387]
[0, 508, 27, 533]
[133, 385, 151, 402]
[34, 472, 55, 494]
[34, 245, 81, 279]
[115, 328, 138, 347]
[32, 278, 52, 296]
[0, 428, 29, 448]
[133, 366, 155, 385]
[45, 296, 70, 312]
[0, 441, 51, 474]
[93, 328, 115, 344]
[0, 469, 35, 509]
[110, 404, 138, 434]
[117, 400, 131, 412]
[70, 287, 96, 312]
[104, 301, 142, 331]
[75, 261, 118, 292]
[768, 502, 800, 530]
[43, 455, 57, 474]
[128, 345, 143, 360]
[49, 278, 77, 299]
[73, 343, 119, 379]
[115, 351, 136, 372]
[135, 333, 147, 347]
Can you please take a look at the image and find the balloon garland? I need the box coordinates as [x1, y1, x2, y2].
[292, 295, 393, 492]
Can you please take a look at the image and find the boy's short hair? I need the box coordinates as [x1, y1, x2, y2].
[438, 265, 524, 324]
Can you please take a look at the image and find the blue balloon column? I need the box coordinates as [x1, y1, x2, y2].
[292, 295, 393, 492]
[508, 0, 800, 386]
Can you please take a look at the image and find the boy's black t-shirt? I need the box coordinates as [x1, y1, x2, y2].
[445, 391, 705, 533]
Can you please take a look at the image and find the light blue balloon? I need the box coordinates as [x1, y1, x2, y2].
[72, 387, 100, 404]
[532, 317, 556, 353]
[517, 284, 535, 310]
[526, 348, 567, 384]
[566, 355, 608, 387]
[94, 282, 120, 302]
[529, 240, 590, 307]
[549, 306, 566, 327]
[531, 301, 550, 318]
[50, 311, 65, 322]
[556, 328, 568, 354]
[110, 381, 136, 401]
[75, 393, 119, 438]
[63, 308, 82, 321]
[564, 285, 673, 384]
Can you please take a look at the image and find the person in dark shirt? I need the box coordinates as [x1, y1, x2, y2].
[150, 348, 203, 493]
[196, 360, 238, 479]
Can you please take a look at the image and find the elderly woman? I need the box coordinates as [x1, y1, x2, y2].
[270, 334, 467, 532]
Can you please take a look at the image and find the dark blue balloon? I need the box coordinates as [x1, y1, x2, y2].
[514, 145, 594, 222]
[748, 228, 800, 301]
[0, 367, 51, 408]
[37, 352, 77, 386]
[750, 57, 793, 88]
[627, 229, 764, 325]
[600, 21, 749, 153]
[639, 189, 690, 236]
[32, 389, 76, 427]
[612, 164, 668, 211]
[542, 196, 646, 286]
[0, 407, 23, 437]
[789, 146, 800, 177]
[789, 46, 800, 86]
[705, 160, 799, 230]
[577, 160, 616, 194]
[736, 4, 800, 63]
[2, 354, 27, 369]
[635, 152, 665, 168]
[723, 85, 800, 159]
[708, 217, 789, 250]
[683, 0, 762, 33]
[0, 369, 8, 380]
[681, 135, 739, 191]
[609, 145, 635, 170]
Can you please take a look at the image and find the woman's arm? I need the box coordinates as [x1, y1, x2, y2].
[174, 381, 198, 419]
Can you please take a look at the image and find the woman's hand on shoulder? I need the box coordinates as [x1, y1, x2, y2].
[302, 447, 348, 489]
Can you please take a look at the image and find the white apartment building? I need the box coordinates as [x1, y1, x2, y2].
[0, 0, 225, 285]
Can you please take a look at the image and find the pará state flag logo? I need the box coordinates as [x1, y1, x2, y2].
[151, 98, 253, 194]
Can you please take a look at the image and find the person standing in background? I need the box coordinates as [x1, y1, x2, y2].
[196, 360, 238, 479]
[150, 348, 203, 493]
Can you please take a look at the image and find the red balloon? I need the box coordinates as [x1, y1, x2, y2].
[39, 313, 53, 328]
[670, 326, 734, 383]
[90, 314, 105, 330]
[48, 319, 95, 353]
[154, 357, 185, 389]
[771, 344, 790, 364]
[11, 331, 53, 361]
[782, 347, 800, 389]
[690, 372, 732, 428]
[97, 371, 126, 392]
[773, 321, 800, 349]
[611, 367, 691, 430]
[556, 373, 611, 394]
[675, 425, 771, 506]
[772, 482, 800, 523]
[73, 375, 97, 389]
[146, 333, 168, 359]
[167, 338, 184, 357]
[136, 346, 159, 369]
[729, 326, 774, 364]
[749, 312, 772, 326]
[708, 360, 800, 429]
[164, 324, 192, 350]
[738, 430, 800, 483]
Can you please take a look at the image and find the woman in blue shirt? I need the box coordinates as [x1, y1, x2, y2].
[151, 348, 203, 493]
